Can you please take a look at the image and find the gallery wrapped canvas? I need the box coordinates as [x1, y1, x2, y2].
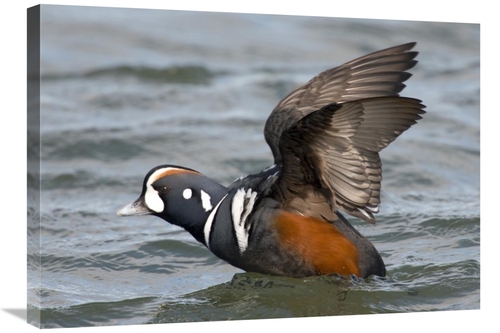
[27, 4, 479, 329]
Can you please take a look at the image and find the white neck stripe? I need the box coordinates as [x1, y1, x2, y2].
[203, 193, 228, 250]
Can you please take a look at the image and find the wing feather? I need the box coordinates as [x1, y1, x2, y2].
[270, 97, 425, 223]
[264, 42, 419, 162]
[263, 43, 425, 223]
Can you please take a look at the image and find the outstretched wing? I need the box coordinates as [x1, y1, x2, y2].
[264, 42, 419, 162]
[263, 43, 425, 223]
[270, 97, 425, 223]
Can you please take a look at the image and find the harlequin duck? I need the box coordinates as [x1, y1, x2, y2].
[117, 42, 425, 278]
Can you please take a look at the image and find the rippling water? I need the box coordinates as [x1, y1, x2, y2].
[29, 5, 480, 328]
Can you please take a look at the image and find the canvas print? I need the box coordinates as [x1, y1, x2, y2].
[27, 4, 480, 328]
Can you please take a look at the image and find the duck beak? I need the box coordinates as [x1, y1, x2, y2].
[116, 198, 152, 217]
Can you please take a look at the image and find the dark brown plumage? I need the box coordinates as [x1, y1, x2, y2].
[265, 43, 425, 223]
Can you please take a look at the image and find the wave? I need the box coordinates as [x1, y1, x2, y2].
[42, 65, 226, 85]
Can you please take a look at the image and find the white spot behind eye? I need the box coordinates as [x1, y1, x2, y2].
[183, 188, 193, 200]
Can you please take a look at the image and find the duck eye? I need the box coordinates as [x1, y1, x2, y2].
[158, 186, 170, 194]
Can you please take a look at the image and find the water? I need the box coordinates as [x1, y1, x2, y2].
[29, 5, 480, 328]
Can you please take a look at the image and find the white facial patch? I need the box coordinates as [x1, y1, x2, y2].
[144, 186, 164, 213]
[183, 188, 193, 200]
[200, 190, 213, 212]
